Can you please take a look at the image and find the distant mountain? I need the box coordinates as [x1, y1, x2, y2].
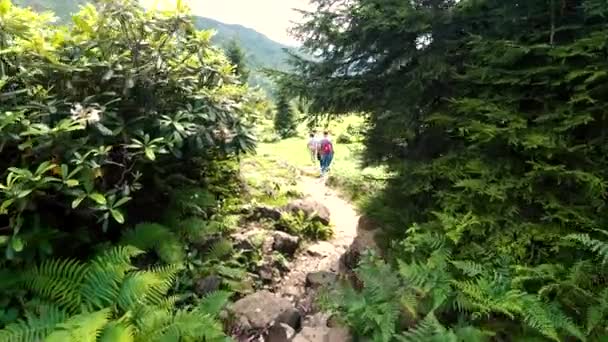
[193, 17, 291, 71]
[193, 16, 292, 94]
[13, 0, 294, 93]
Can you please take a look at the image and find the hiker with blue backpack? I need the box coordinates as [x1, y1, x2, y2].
[319, 131, 334, 176]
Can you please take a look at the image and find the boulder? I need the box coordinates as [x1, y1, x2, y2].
[292, 326, 352, 342]
[282, 199, 331, 226]
[305, 271, 338, 289]
[253, 205, 283, 221]
[266, 323, 296, 342]
[258, 263, 275, 283]
[194, 275, 221, 296]
[306, 241, 336, 257]
[340, 228, 381, 272]
[232, 229, 272, 252]
[273, 231, 300, 256]
[356, 215, 380, 233]
[231, 291, 301, 330]
[302, 312, 331, 328]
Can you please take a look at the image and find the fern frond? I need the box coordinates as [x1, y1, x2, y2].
[0, 305, 68, 342]
[156, 295, 181, 310]
[44, 308, 111, 342]
[565, 232, 608, 264]
[520, 297, 585, 342]
[80, 246, 143, 310]
[20, 258, 86, 313]
[206, 239, 234, 260]
[397, 312, 447, 342]
[176, 217, 221, 242]
[134, 309, 226, 342]
[451, 260, 484, 277]
[131, 305, 173, 338]
[586, 305, 604, 334]
[98, 322, 134, 342]
[116, 264, 181, 311]
[197, 291, 232, 318]
[170, 310, 226, 341]
[400, 291, 418, 320]
[121, 223, 185, 264]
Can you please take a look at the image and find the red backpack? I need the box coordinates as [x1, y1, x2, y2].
[320, 138, 333, 155]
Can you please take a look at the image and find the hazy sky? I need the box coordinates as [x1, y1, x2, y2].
[141, 0, 312, 46]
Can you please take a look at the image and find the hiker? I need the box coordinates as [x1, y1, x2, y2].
[319, 131, 334, 176]
[307, 132, 320, 164]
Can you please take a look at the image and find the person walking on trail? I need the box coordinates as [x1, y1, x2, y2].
[319, 131, 334, 177]
[307, 132, 320, 164]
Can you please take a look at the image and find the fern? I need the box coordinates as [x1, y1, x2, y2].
[0, 305, 68, 342]
[98, 322, 134, 342]
[206, 238, 234, 260]
[197, 291, 232, 318]
[44, 309, 111, 342]
[176, 217, 221, 242]
[565, 231, 608, 265]
[450, 260, 485, 277]
[80, 246, 143, 310]
[20, 258, 86, 314]
[0, 246, 229, 342]
[396, 312, 448, 342]
[320, 252, 401, 341]
[120, 223, 185, 264]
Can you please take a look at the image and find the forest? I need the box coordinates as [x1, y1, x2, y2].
[1, 0, 608, 341]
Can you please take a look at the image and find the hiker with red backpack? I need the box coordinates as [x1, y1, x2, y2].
[319, 131, 334, 176]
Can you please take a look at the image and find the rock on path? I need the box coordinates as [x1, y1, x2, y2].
[274, 174, 359, 307]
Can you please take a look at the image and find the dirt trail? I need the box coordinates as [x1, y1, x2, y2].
[274, 168, 359, 310]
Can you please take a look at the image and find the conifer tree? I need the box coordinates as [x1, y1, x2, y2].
[273, 92, 297, 138]
[225, 39, 250, 84]
[279, 0, 608, 339]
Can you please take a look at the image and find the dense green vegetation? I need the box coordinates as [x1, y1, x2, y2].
[15, 0, 293, 95]
[281, 0, 608, 340]
[0, 0, 263, 340]
[7, 0, 608, 340]
[273, 93, 297, 139]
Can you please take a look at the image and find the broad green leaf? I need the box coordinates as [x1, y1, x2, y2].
[0, 199, 14, 213]
[144, 148, 156, 160]
[72, 195, 86, 209]
[110, 209, 125, 224]
[114, 196, 131, 208]
[61, 164, 68, 177]
[89, 193, 107, 205]
[17, 189, 33, 198]
[35, 161, 55, 175]
[65, 179, 79, 187]
[10, 237, 23, 252]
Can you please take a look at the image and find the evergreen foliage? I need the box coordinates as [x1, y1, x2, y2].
[283, 0, 608, 339]
[273, 92, 297, 138]
[225, 40, 250, 84]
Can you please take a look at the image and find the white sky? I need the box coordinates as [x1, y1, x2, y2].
[141, 0, 312, 46]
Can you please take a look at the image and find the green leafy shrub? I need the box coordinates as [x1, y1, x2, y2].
[336, 133, 353, 144]
[0, 246, 231, 341]
[0, 0, 257, 263]
[323, 227, 608, 341]
[120, 223, 185, 264]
